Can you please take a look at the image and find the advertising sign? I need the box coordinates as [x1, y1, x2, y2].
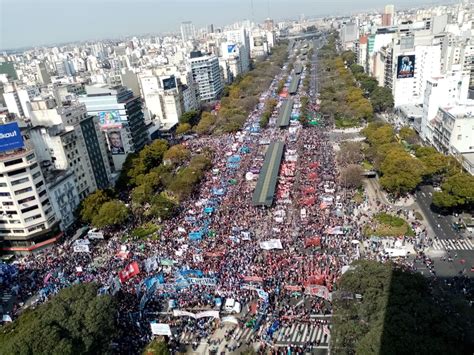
[253, 37, 264, 47]
[98, 110, 121, 128]
[227, 44, 237, 54]
[106, 130, 125, 155]
[0, 122, 24, 153]
[162, 76, 177, 90]
[396, 55, 415, 79]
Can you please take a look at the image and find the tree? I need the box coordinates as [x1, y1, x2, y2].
[362, 123, 395, 146]
[0, 283, 117, 355]
[370, 86, 394, 112]
[179, 110, 199, 125]
[331, 260, 473, 355]
[432, 191, 459, 209]
[195, 112, 216, 135]
[139, 139, 169, 172]
[337, 141, 364, 166]
[398, 126, 417, 145]
[341, 50, 356, 66]
[163, 144, 190, 165]
[432, 173, 474, 209]
[350, 64, 365, 75]
[147, 193, 178, 220]
[175, 123, 191, 135]
[340, 164, 364, 188]
[380, 151, 424, 194]
[92, 199, 129, 228]
[79, 190, 111, 223]
[358, 75, 379, 94]
[143, 338, 169, 355]
[131, 183, 154, 205]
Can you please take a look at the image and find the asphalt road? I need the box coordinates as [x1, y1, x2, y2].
[415, 185, 457, 240]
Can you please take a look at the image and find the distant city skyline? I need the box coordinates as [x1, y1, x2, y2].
[1, 0, 455, 50]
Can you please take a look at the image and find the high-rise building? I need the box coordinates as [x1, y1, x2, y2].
[37, 61, 51, 85]
[226, 28, 251, 72]
[28, 100, 112, 199]
[3, 87, 36, 119]
[207, 24, 214, 34]
[382, 5, 395, 26]
[0, 122, 60, 253]
[79, 85, 148, 170]
[181, 21, 195, 43]
[189, 53, 224, 102]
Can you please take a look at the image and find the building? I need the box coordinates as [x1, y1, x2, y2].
[3, 87, 37, 119]
[28, 99, 112, 199]
[181, 21, 195, 43]
[0, 122, 60, 253]
[226, 28, 251, 72]
[189, 53, 224, 102]
[341, 22, 358, 50]
[382, 4, 395, 26]
[37, 61, 51, 85]
[79, 85, 148, 170]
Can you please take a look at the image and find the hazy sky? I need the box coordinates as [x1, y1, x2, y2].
[1, 0, 450, 49]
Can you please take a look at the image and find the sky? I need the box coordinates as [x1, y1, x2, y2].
[0, 0, 453, 49]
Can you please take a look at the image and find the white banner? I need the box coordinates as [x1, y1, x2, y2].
[74, 239, 90, 245]
[221, 316, 239, 325]
[73, 244, 90, 253]
[88, 231, 104, 239]
[150, 322, 172, 336]
[259, 239, 283, 250]
[144, 257, 159, 273]
[173, 309, 220, 319]
[188, 277, 217, 286]
[256, 289, 269, 300]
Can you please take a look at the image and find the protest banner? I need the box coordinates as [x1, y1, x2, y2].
[188, 277, 217, 286]
[119, 262, 140, 283]
[242, 275, 264, 282]
[150, 322, 172, 336]
[259, 239, 283, 250]
[73, 244, 90, 253]
[305, 285, 330, 299]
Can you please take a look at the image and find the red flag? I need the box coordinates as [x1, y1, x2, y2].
[119, 261, 140, 283]
[304, 237, 321, 248]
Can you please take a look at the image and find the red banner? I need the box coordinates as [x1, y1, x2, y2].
[304, 275, 325, 286]
[304, 237, 321, 248]
[119, 261, 140, 283]
[305, 285, 330, 299]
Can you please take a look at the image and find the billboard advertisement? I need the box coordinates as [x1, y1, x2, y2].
[253, 37, 264, 47]
[396, 55, 415, 79]
[0, 122, 24, 153]
[106, 130, 125, 155]
[227, 44, 237, 54]
[162, 76, 177, 91]
[98, 110, 121, 128]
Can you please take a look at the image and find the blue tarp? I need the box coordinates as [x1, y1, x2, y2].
[227, 155, 241, 163]
[189, 231, 203, 241]
[204, 207, 214, 214]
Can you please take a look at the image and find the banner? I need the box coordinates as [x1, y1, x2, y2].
[144, 274, 164, 289]
[305, 285, 330, 299]
[172, 310, 219, 319]
[259, 239, 283, 250]
[188, 277, 217, 286]
[88, 231, 104, 239]
[119, 262, 140, 283]
[221, 316, 239, 325]
[74, 239, 90, 245]
[304, 274, 325, 286]
[396, 55, 415, 79]
[144, 257, 159, 273]
[0, 122, 24, 153]
[284, 285, 302, 291]
[73, 244, 90, 253]
[150, 322, 172, 336]
[304, 237, 321, 248]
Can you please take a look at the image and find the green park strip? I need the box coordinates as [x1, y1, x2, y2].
[277, 99, 294, 127]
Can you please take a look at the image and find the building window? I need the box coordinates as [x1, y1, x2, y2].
[35, 181, 44, 188]
[30, 163, 38, 170]
[2, 201, 13, 206]
[0, 192, 10, 197]
[21, 205, 39, 213]
[8, 168, 27, 176]
[4, 158, 23, 167]
[12, 229, 24, 233]
[18, 196, 36, 204]
[15, 187, 33, 195]
[32, 172, 41, 179]
[0, 183, 7, 187]
[38, 190, 47, 198]
[26, 153, 35, 161]
[11, 177, 29, 186]
[24, 214, 41, 223]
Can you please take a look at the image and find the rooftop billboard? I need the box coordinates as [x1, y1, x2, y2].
[0, 122, 24, 153]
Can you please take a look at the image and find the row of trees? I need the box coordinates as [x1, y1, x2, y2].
[331, 260, 473, 354]
[0, 283, 118, 354]
[80, 139, 212, 228]
[259, 98, 278, 128]
[362, 122, 474, 209]
[318, 35, 374, 127]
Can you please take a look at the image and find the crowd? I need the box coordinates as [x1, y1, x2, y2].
[0, 45, 436, 354]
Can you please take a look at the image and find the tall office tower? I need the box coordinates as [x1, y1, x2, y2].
[226, 28, 251, 73]
[3, 86, 36, 119]
[189, 53, 224, 102]
[264, 18, 274, 31]
[36, 61, 51, 85]
[79, 85, 148, 171]
[207, 24, 214, 34]
[181, 21, 196, 43]
[28, 99, 112, 199]
[382, 4, 395, 26]
[0, 122, 59, 253]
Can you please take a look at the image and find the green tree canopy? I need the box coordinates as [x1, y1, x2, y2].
[92, 199, 129, 228]
[79, 190, 111, 223]
[179, 110, 199, 125]
[350, 64, 365, 75]
[175, 123, 191, 135]
[163, 144, 190, 165]
[433, 173, 474, 208]
[143, 338, 170, 355]
[139, 139, 169, 172]
[380, 151, 424, 194]
[0, 283, 117, 355]
[370, 86, 394, 112]
[146, 193, 178, 220]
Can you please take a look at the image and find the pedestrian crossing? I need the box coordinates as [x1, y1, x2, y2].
[431, 238, 474, 251]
